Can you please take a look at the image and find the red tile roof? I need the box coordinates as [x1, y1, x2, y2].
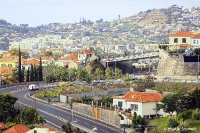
[37, 125, 62, 133]
[113, 91, 164, 103]
[3, 124, 30, 133]
[171, 31, 195, 37]
[175, 44, 191, 47]
[59, 53, 78, 61]
[79, 49, 93, 54]
[192, 33, 200, 39]
[23, 59, 39, 65]
[0, 122, 7, 129]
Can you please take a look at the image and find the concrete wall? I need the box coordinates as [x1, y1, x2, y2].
[72, 102, 120, 126]
[156, 49, 198, 80]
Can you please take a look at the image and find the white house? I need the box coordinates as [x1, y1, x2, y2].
[112, 91, 164, 118]
[191, 33, 200, 48]
[78, 49, 95, 62]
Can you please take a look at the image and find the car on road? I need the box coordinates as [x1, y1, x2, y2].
[28, 84, 38, 91]
[163, 77, 171, 82]
[93, 80, 103, 83]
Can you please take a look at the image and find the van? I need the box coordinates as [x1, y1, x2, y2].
[28, 84, 38, 91]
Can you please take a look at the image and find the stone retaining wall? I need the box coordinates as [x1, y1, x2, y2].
[156, 49, 199, 79]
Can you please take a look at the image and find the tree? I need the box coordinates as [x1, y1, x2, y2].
[62, 121, 72, 133]
[105, 67, 112, 79]
[95, 68, 103, 80]
[0, 94, 18, 122]
[34, 65, 38, 81]
[115, 68, 122, 79]
[178, 109, 192, 124]
[38, 57, 43, 81]
[189, 87, 200, 109]
[161, 93, 187, 115]
[37, 115, 45, 125]
[26, 68, 30, 82]
[30, 64, 34, 82]
[18, 47, 23, 82]
[132, 112, 147, 133]
[168, 118, 179, 128]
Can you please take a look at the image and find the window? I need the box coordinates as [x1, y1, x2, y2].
[118, 101, 123, 107]
[182, 38, 186, 43]
[8, 64, 12, 67]
[197, 40, 199, 44]
[130, 104, 138, 111]
[193, 40, 196, 44]
[174, 38, 178, 43]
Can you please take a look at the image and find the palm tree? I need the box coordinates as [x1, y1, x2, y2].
[115, 68, 122, 79]
[95, 68, 103, 80]
[105, 67, 112, 79]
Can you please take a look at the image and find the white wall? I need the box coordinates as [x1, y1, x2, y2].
[113, 99, 125, 108]
[142, 102, 157, 116]
[191, 38, 200, 47]
[128, 102, 143, 116]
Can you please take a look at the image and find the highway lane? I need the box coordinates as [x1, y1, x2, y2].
[12, 89, 121, 133]
[0, 85, 26, 94]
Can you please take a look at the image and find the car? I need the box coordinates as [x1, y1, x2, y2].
[28, 84, 38, 91]
[163, 77, 171, 82]
[93, 80, 103, 83]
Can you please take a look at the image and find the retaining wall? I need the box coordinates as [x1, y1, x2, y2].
[156, 49, 199, 80]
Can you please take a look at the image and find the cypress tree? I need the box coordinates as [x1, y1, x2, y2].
[22, 66, 24, 82]
[18, 47, 22, 82]
[30, 64, 34, 82]
[34, 65, 38, 81]
[38, 57, 43, 81]
[26, 67, 30, 82]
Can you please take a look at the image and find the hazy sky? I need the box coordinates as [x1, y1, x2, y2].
[0, 0, 199, 27]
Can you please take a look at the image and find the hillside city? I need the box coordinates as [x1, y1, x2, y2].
[0, 4, 200, 133]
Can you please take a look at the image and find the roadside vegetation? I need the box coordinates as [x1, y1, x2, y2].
[0, 93, 45, 129]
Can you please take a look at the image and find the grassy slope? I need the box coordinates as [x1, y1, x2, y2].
[149, 116, 200, 132]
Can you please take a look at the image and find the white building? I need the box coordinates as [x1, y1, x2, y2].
[112, 91, 164, 117]
[191, 33, 200, 48]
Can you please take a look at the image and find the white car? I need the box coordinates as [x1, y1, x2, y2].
[28, 84, 38, 91]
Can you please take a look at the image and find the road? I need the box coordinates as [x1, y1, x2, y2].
[2, 85, 121, 133]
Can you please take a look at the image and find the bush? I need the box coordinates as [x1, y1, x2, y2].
[167, 118, 179, 128]
[192, 112, 200, 120]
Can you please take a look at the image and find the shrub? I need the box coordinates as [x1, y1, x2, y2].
[192, 112, 200, 120]
[167, 118, 179, 128]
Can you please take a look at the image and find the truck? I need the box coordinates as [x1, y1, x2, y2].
[28, 84, 38, 91]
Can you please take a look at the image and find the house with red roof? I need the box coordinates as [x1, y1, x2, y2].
[56, 53, 78, 67]
[3, 124, 30, 133]
[23, 59, 40, 70]
[169, 30, 195, 49]
[112, 91, 164, 117]
[40, 56, 55, 66]
[68, 61, 83, 69]
[27, 125, 62, 133]
[191, 33, 200, 47]
[78, 49, 97, 63]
